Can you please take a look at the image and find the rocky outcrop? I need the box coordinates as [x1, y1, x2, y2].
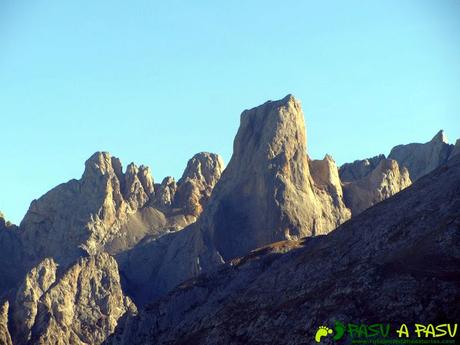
[123, 163, 153, 211]
[12, 253, 136, 345]
[19, 152, 154, 264]
[0, 301, 13, 345]
[174, 153, 224, 216]
[106, 155, 460, 345]
[0, 212, 16, 230]
[339, 154, 385, 182]
[449, 139, 460, 160]
[343, 159, 411, 215]
[153, 177, 177, 210]
[117, 95, 352, 305]
[388, 130, 454, 181]
[18, 151, 222, 265]
[153, 153, 224, 217]
[0, 213, 23, 298]
[12, 258, 58, 344]
[200, 95, 350, 260]
[309, 155, 351, 222]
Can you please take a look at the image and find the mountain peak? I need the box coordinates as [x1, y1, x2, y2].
[202, 95, 349, 260]
[431, 130, 448, 143]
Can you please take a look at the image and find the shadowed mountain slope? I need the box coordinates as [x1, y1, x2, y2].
[106, 155, 460, 345]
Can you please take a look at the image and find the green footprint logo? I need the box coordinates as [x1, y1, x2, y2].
[314, 326, 333, 343]
[333, 321, 345, 341]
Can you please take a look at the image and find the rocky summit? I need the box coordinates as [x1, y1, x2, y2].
[200, 95, 350, 260]
[105, 154, 460, 345]
[18, 151, 223, 266]
[388, 130, 456, 181]
[0, 95, 458, 345]
[116, 95, 352, 305]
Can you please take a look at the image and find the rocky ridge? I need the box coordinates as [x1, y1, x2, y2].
[105, 154, 460, 345]
[0, 95, 458, 345]
[388, 130, 455, 181]
[339, 154, 385, 182]
[18, 150, 223, 266]
[116, 95, 353, 305]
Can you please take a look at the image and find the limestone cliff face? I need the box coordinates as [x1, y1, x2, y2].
[153, 177, 177, 210]
[343, 159, 411, 215]
[4, 96, 457, 345]
[117, 95, 352, 305]
[12, 258, 58, 345]
[105, 155, 460, 345]
[19, 152, 154, 264]
[174, 152, 224, 216]
[388, 130, 454, 181]
[12, 254, 136, 345]
[309, 154, 351, 229]
[18, 151, 223, 265]
[0, 301, 13, 345]
[200, 95, 350, 260]
[339, 154, 385, 182]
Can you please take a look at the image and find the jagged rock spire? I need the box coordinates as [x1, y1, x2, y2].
[198, 95, 350, 260]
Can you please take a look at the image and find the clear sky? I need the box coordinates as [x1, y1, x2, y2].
[1, 1, 459, 224]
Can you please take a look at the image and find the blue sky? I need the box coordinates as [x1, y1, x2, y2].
[1, 0, 459, 224]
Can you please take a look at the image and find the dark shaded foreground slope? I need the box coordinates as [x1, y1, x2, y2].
[107, 155, 460, 345]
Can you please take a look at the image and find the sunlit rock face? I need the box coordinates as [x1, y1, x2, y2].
[3, 95, 458, 345]
[388, 130, 455, 181]
[18, 150, 223, 266]
[174, 152, 224, 217]
[200, 95, 351, 260]
[342, 158, 411, 215]
[339, 154, 386, 182]
[116, 95, 353, 306]
[0, 301, 13, 345]
[105, 155, 460, 345]
[19, 152, 155, 265]
[12, 254, 136, 345]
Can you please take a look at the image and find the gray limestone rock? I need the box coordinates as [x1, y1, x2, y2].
[449, 139, 460, 160]
[174, 152, 224, 216]
[153, 177, 177, 209]
[343, 159, 412, 215]
[12, 258, 58, 345]
[19, 152, 153, 264]
[388, 130, 454, 181]
[117, 95, 352, 306]
[0, 213, 24, 299]
[339, 154, 386, 182]
[13, 253, 136, 345]
[0, 301, 12, 345]
[105, 154, 460, 345]
[200, 95, 351, 260]
[17, 151, 207, 266]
